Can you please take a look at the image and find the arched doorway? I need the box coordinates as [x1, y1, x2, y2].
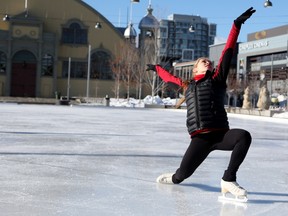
[11, 50, 37, 97]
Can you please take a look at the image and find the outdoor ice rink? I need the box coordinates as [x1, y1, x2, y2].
[0, 103, 287, 216]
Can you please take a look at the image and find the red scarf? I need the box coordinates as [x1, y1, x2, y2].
[194, 74, 205, 81]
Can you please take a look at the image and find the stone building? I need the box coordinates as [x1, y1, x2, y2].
[0, 0, 141, 99]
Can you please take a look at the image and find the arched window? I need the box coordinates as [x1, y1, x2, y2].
[61, 21, 88, 45]
[0, 51, 7, 73]
[91, 51, 112, 80]
[42, 54, 53, 76]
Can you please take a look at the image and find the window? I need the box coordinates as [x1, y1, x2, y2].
[62, 61, 87, 78]
[61, 22, 88, 45]
[91, 51, 112, 80]
[62, 51, 112, 80]
[0, 52, 6, 73]
[182, 49, 194, 61]
[42, 54, 53, 76]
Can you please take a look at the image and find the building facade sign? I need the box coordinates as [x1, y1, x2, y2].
[239, 40, 269, 52]
[239, 34, 287, 55]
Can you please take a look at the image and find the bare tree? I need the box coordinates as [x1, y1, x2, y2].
[131, 53, 143, 100]
[110, 43, 127, 100]
[140, 26, 166, 100]
[110, 40, 141, 101]
[120, 42, 139, 100]
[110, 56, 122, 100]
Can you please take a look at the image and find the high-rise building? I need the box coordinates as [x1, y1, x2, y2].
[158, 14, 216, 64]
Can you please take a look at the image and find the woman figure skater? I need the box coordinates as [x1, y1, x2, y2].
[146, 7, 256, 202]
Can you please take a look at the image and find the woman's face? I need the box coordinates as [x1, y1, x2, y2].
[193, 58, 213, 75]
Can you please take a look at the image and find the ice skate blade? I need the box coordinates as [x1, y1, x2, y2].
[218, 194, 248, 203]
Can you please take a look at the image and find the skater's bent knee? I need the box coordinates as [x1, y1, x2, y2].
[242, 130, 252, 145]
[234, 129, 252, 145]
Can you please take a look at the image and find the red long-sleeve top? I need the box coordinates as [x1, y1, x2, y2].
[154, 23, 240, 137]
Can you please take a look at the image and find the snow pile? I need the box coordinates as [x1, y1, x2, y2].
[109, 95, 186, 108]
[109, 98, 145, 108]
[82, 95, 288, 119]
[107, 95, 179, 108]
[271, 111, 288, 119]
[142, 95, 164, 105]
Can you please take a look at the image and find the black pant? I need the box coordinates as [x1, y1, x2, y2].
[172, 129, 252, 183]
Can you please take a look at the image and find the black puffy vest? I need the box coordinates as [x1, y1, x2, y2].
[185, 72, 229, 135]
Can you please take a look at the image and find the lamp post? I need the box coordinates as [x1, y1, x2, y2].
[23, 0, 28, 17]
[67, 57, 71, 101]
[124, 0, 140, 44]
[24, 0, 28, 10]
[3, 0, 29, 20]
[286, 29, 288, 106]
[86, 44, 91, 99]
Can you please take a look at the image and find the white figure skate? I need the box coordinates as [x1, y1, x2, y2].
[156, 173, 174, 184]
[218, 179, 248, 203]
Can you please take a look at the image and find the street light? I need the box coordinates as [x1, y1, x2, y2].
[2, 14, 10, 21]
[264, 0, 272, 8]
[189, 25, 195, 33]
[95, 22, 102, 29]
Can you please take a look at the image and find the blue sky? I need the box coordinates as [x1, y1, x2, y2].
[83, 0, 288, 43]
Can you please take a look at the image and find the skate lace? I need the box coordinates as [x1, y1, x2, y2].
[226, 181, 246, 195]
[161, 177, 169, 182]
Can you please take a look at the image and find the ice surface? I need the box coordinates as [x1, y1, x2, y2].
[0, 103, 287, 216]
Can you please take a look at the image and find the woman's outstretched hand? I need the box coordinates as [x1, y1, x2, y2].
[146, 64, 156, 72]
[234, 7, 256, 27]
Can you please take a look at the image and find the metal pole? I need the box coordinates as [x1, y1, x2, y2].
[24, 0, 28, 16]
[67, 57, 71, 100]
[270, 54, 273, 95]
[86, 44, 91, 99]
[152, 72, 156, 103]
[286, 29, 288, 110]
[130, 1, 133, 23]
